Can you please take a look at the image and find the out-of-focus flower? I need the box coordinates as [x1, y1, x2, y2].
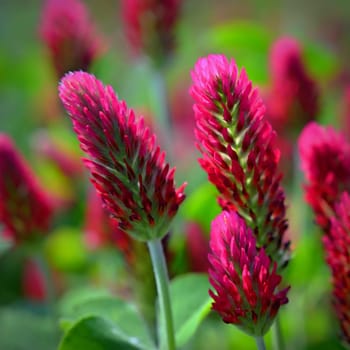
[340, 86, 350, 139]
[59, 71, 186, 241]
[298, 122, 350, 230]
[185, 222, 209, 273]
[0, 134, 54, 243]
[208, 211, 289, 336]
[22, 259, 46, 302]
[266, 37, 319, 131]
[324, 192, 350, 344]
[121, 0, 181, 66]
[190, 54, 289, 268]
[40, 0, 103, 78]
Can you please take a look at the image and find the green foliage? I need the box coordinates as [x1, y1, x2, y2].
[181, 182, 221, 233]
[59, 296, 156, 350]
[169, 273, 212, 347]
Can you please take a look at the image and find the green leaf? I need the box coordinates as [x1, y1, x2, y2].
[60, 296, 156, 350]
[204, 21, 272, 84]
[181, 182, 221, 233]
[59, 316, 141, 350]
[169, 273, 212, 347]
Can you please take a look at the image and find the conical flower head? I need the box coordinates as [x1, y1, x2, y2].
[40, 0, 103, 78]
[121, 0, 181, 66]
[59, 72, 186, 241]
[267, 37, 319, 128]
[298, 122, 350, 230]
[190, 54, 289, 269]
[209, 210, 289, 336]
[0, 134, 53, 243]
[324, 192, 350, 345]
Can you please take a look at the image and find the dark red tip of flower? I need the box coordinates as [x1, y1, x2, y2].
[298, 122, 350, 230]
[40, 0, 103, 77]
[208, 211, 289, 336]
[0, 134, 54, 243]
[59, 71, 186, 241]
[324, 192, 350, 344]
[190, 54, 289, 269]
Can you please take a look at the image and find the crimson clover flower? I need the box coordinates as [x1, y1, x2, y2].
[0, 134, 53, 243]
[40, 0, 103, 78]
[324, 192, 350, 345]
[209, 210, 289, 336]
[190, 54, 289, 269]
[298, 122, 350, 231]
[267, 37, 319, 130]
[59, 71, 186, 241]
[121, 0, 181, 66]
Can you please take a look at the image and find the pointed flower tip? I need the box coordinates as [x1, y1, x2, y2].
[208, 211, 289, 336]
[58, 72, 185, 241]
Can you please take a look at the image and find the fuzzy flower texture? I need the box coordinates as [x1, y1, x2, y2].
[59, 72, 186, 241]
[191, 54, 290, 269]
[209, 211, 289, 336]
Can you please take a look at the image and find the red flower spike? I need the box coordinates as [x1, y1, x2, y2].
[0, 135, 54, 244]
[298, 122, 350, 231]
[40, 0, 103, 78]
[121, 0, 181, 66]
[190, 54, 289, 269]
[59, 72, 186, 241]
[22, 259, 46, 302]
[209, 211, 289, 336]
[324, 192, 350, 345]
[267, 37, 319, 129]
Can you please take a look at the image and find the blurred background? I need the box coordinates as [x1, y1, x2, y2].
[1, 0, 350, 349]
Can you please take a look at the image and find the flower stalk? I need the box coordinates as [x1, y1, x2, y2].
[147, 239, 175, 350]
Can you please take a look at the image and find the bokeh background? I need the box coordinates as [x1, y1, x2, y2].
[1, 0, 350, 349]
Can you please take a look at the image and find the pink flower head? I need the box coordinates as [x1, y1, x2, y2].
[0, 135, 54, 243]
[59, 72, 186, 241]
[208, 211, 289, 336]
[267, 37, 319, 129]
[324, 192, 350, 344]
[298, 122, 350, 230]
[121, 0, 181, 65]
[40, 0, 103, 78]
[190, 54, 289, 269]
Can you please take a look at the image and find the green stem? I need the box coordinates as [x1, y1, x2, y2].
[255, 336, 267, 350]
[272, 315, 284, 350]
[147, 239, 175, 350]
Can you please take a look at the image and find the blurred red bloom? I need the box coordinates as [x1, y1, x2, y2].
[266, 37, 319, 130]
[298, 122, 350, 230]
[40, 0, 103, 78]
[0, 134, 54, 243]
[121, 0, 181, 65]
[22, 259, 46, 302]
[190, 54, 289, 268]
[59, 71, 186, 241]
[185, 222, 209, 273]
[324, 192, 350, 344]
[209, 211, 289, 336]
